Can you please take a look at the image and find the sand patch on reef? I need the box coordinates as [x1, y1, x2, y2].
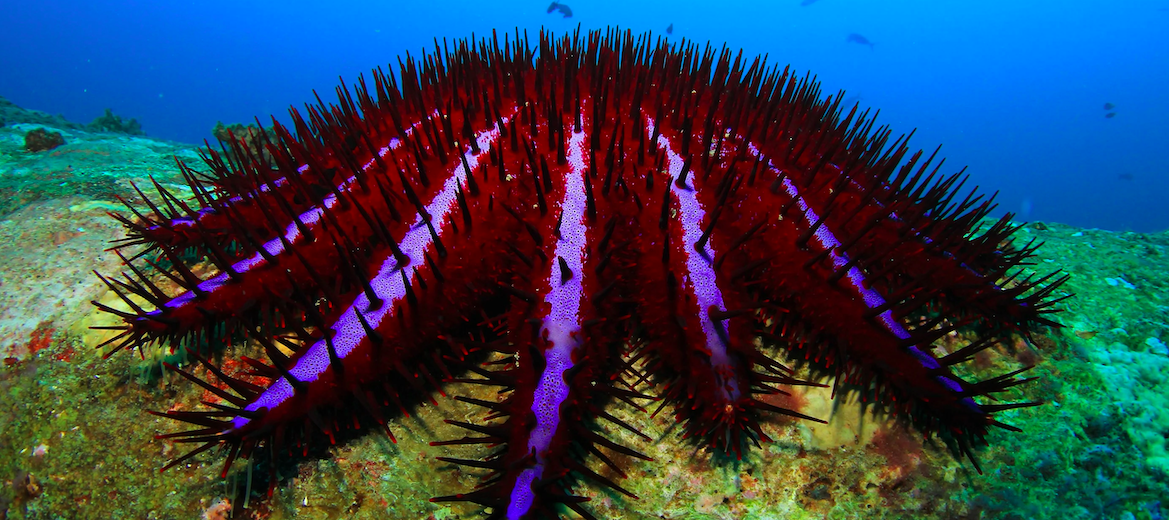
[0, 197, 126, 360]
[796, 384, 889, 449]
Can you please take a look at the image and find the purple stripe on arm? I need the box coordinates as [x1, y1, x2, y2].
[506, 127, 590, 520]
[747, 145, 979, 410]
[158, 115, 445, 313]
[228, 121, 506, 430]
[154, 133, 407, 238]
[646, 117, 742, 401]
[157, 137, 407, 312]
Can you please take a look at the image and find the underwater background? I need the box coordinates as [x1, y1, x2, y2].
[0, 1, 1166, 519]
[3, 0, 1167, 231]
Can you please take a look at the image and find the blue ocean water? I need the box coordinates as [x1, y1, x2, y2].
[1, 0, 1165, 231]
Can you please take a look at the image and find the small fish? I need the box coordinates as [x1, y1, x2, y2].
[1119, 173, 1135, 181]
[666, 23, 673, 35]
[1103, 102, 1115, 110]
[1075, 330, 1099, 340]
[846, 33, 875, 50]
[546, 1, 573, 18]
[1105, 112, 1117, 118]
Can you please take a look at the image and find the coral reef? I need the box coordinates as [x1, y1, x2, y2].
[0, 132, 194, 219]
[210, 121, 272, 144]
[0, 96, 81, 130]
[0, 163, 1166, 518]
[22, 128, 65, 153]
[210, 121, 278, 163]
[86, 108, 143, 136]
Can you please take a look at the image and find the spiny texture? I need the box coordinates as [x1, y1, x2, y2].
[93, 27, 1068, 520]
